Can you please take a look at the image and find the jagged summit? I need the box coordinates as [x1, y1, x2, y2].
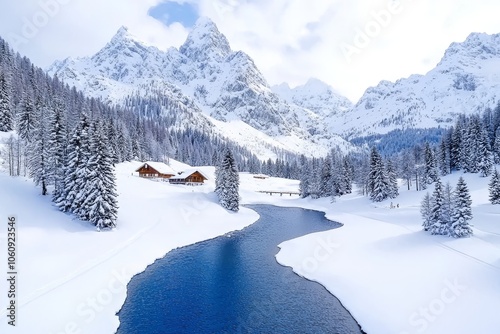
[437, 32, 500, 69]
[107, 26, 142, 46]
[179, 17, 232, 62]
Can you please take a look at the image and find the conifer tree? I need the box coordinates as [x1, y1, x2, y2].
[441, 182, 454, 232]
[341, 157, 353, 195]
[423, 142, 438, 184]
[450, 177, 473, 238]
[217, 148, 240, 212]
[489, 169, 500, 205]
[368, 147, 389, 202]
[17, 94, 37, 143]
[438, 136, 451, 176]
[299, 155, 310, 198]
[478, 128, 493, 177]
[81, 120, 119, 230]
[72, 118, 94, 220]
[493, 128, 500, 164]
[386, 159, 399, 199]
[28, 98, 49, 195]
[48, 99, 67, 200]
[421, 192, 432, 231]
[0, 71, 13, 132]
[429, 179, 446, 235]
[319, 157, 333, 197]
[56, 114, 90, 212]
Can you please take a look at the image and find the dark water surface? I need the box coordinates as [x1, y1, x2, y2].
[116, 205, 363, 334]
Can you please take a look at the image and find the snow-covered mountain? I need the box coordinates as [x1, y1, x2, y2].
[272, 78, 353, 137]
[339, 32, 500, 139]
[48, 18, 355, 158]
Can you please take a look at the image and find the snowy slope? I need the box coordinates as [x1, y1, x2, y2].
[47, 18, 355, 158]
[339, 32, 500, 139]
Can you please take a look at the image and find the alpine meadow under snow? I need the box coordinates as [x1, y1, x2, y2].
[1, 11, 500, 334]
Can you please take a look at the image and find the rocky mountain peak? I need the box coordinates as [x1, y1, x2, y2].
[179, 17, 232, 62]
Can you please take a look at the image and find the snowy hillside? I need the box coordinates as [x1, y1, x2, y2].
[47, 18, 355, 158]
[339, 32, 500, 139]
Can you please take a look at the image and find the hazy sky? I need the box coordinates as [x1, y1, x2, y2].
[1, 0, 500, 101]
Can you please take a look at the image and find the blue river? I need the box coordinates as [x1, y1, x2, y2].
[116, 205, 363, 334]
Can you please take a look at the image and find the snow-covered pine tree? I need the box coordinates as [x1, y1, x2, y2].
[308, 158, 321, 199]
[81, 120, 119, 230]
[55, 114, 90, 212]
[450, 177, 473, 238]
[341, 157, 353, 195]
[386, 159, 399, 199]
[421, 192, 432, 231]
[368, 147, 389, 202]
[0, 71, 13, 132]
[400, 149, 415, 190]
[462, 116, 481, 174]
[493, 128, 500, 164]
[72, 117, 94, 221]
[429, 178, 446, 235]
[299, 155, 310, 198]
[438, 136, 451, 176]
[319, 156, 333, 197]
[423, 142, 438, 185]
[217, 148, 240, 212]
[441, 182, 454, 234]
[48, 98, 67, 200]
[28, 97, 50, 195]
[489, 169, 500, 205]
[451, 119, 465, 171]
[17, 94, 37, 143]
[478, 127, 493, 177]
[107, 119, 120, 164]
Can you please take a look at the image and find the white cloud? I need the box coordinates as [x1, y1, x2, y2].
[0, 0, 189, 66]
[1, 0, 500, 102]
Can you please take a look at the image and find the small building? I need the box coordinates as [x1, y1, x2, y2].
[169, 169, 209, 186]
[135, 162, 177, 179]
[253, 174, 269, 180]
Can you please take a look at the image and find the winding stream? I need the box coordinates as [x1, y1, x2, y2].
[116, 205, 363, 334]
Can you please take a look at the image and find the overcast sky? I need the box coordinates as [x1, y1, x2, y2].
[1, 0, 500, 101]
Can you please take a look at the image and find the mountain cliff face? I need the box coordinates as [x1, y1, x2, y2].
[48, 18, 355, 157]
[339, 32, 500, 139]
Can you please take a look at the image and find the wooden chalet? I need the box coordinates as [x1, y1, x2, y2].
[253, 174, 269, 179]
[135, 162, 177, 179]
[169, 169, 209, 185]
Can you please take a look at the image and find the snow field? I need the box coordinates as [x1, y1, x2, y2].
[1, 161, 499, 334]
[272, 169, 500, 334]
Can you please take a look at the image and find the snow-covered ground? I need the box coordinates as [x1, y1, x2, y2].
[0, 160, 261, 334]
[1, 160, 499, 334]
[270, 170, 500, 334]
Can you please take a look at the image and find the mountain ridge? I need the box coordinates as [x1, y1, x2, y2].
[47, 17, 356, 158]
